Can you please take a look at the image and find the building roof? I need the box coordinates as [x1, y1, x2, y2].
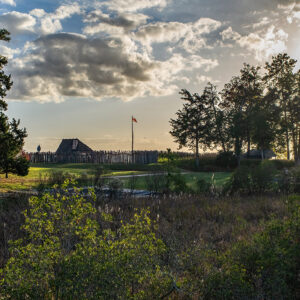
[56, 139, 94, 155]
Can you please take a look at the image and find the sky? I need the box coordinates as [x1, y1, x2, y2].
[0, 0, 299, 152]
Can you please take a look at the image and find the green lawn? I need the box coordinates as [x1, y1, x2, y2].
[0, 164, 145, 192]
[0, 163, 232, 192]
[118, 172, 231, 191]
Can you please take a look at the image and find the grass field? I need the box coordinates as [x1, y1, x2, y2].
[0, 163, 232, 192]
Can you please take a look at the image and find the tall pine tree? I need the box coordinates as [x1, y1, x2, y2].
[0, 29, 29, 178]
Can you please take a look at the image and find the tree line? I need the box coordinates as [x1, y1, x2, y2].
[170, 54, 300, 166]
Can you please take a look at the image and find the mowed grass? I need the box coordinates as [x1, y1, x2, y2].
[119, 172, 231, 191]
[0, 164, 145, 192]
[0, 163, 232, 192]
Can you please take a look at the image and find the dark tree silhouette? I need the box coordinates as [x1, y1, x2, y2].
[0, 29, 29, 178]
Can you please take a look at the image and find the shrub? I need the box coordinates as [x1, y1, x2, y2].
[216, 151, 238, 170]
[201, 196, 300, 299]
[224, 166, 252, 195]
[240, 159, 261, 168]
[271, 159, 295, 170]
[250, 160, 277, 193]
[225, 161, 278, 194]
[169, 173, 188, 194]
[107, 177, 123, 198]
[0, 182, 171, 299]
[195, 178, 211, 195]
[291, 166, 300, 193]
[144, 174, 168, 194]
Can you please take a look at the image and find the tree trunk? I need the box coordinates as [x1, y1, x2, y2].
[261, 149, 264, 160]
[195, 138, 199, 168]
[286, 129, 290, 160]
[247, 132, 251, 158]
[284, 109, 290, 160]
[292, 128, 297, 162]
[235, 137, 241, 166]
[5, 172, 8, 179]
[212, 101, 226, 152]
[297, 126, 300, 165]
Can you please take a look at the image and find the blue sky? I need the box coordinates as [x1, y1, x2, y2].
[0, 0, 299, 152]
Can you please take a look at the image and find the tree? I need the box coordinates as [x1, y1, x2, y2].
[200, 83, 229, 152]
[169, 89, 210, 167]
[0, 29, 29, 178]
[264, 53, 298, 160]
[220, 64, 263, 163]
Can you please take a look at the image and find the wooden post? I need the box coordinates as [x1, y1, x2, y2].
[131, 116, 134, 163]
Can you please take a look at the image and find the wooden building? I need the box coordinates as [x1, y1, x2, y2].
[56, 138, 94, 155]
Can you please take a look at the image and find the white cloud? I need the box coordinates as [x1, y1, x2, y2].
[0, 45, 20, 59]
[29, 3, 81, 35]
[29, 8, 46, 18]
[135, 18, 222, 53]
[101, 0, 170, 13]
[238, 25, 288, 60]
[221, 26, 241, 41]
[0, 0, 16, 6]
[0, 11, 36, 34]
[197, 75, 213, 83]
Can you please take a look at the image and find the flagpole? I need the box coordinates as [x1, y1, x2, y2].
[131, 116, 134, 163]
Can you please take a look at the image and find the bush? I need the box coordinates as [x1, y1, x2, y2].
[240, 159, 261, 168]
[250, 160, 277, 193]
[0, 182, 171, 299]
[271, 159, 295, 170]
[225, 161, 278, 194]
[291, 167, 300, 193]
[216, 151, 238, 170]
[201, 196, 300, 299]
[224, 166, 252, 195]
[169, 173, 188, 194]
[107, 177, 123, 198]
[195, 178, 211, 195]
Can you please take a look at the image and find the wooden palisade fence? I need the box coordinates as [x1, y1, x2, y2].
[28, 151, 159, 164]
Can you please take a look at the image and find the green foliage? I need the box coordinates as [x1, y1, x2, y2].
[224, 165, 252, 194]
[0, 29, 28, 179]
[195, 178, 211, 195]
[107, 177, 123, 198]
[169, 173, 188, 194]
[171, 54, 300, 163]
[271, 159, 295, 170]
[251, 160, 277, 192]
[225, 161, 277, 194]
[216, 151, 238, 169]
[0, 182, 170, 299]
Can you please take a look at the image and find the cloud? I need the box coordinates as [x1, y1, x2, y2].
[29, 3, 81, 35]
[7, 32, 217, 103]
[277, 2, 300, 23]
[0, 0, 15, 6]
[0, 11, 36, 35]
[221, 27, 241, 41]
[135, 18, 222, 53]
[196, 75, 213, 83]
[238, 25, 288, 60]
[7, 33, 155, 102]
[0, 45, 20, 59]
[83, 10, 149, 35]
[101, 0, 170, 13]
[29, 8, 46, 18]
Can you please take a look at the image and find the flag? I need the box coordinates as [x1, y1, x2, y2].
[132, 116, 137, 123]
